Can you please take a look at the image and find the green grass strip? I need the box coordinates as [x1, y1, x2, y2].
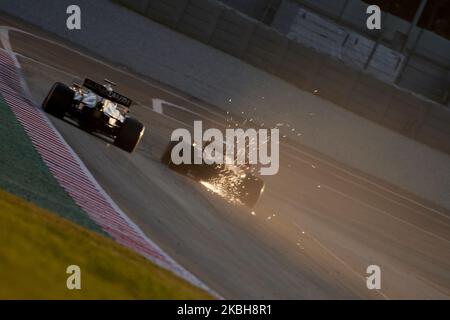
[0, 188, 212, 299]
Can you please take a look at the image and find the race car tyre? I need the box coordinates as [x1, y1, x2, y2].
[42, 82, 74, 119]
[238, 176, 265, 208]
[161, 141, 177, 165]
[114, 117, 145, 153]
[161, 140, 190, 174]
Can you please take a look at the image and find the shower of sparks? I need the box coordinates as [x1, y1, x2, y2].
[200, 180, 241, 205]
[199, 162, 259, 205]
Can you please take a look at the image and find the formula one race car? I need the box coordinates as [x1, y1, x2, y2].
[42, 78, 145, 153]
[161, 140, 265, 208]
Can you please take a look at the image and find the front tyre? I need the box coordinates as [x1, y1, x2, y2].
[114, 118, 145, 153]
[42, 82, 74, 118]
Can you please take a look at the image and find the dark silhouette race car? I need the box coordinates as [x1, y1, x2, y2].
[161, 140, 265, 208]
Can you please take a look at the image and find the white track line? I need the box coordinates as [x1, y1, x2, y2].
[291, 222, 391, 300]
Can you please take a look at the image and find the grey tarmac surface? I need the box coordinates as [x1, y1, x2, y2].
[1, 15, 449, 299]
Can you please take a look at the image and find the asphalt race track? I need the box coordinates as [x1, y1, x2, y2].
[1, 15, 449, 299]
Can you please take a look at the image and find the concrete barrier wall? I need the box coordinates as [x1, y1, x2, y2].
[398, 54, 448, 102]
[219, 0, 275, 21]
[115, 0, 450, 155]
[178, 0, 221, 42]
[209, 8, 254, 57]
[244, 24, 288, 72]
[284, 0, 450, 106]
[284, 6, 404, 82]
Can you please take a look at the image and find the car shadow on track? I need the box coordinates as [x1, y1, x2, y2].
[49, 115, 115, 146]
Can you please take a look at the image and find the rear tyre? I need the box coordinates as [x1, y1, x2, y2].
[42, 82, 73, 118]
[161, 140, 190, 174]
[238, 176, 265, 208]
[114, 118, 145, 153]
[161, 141, 176, 165]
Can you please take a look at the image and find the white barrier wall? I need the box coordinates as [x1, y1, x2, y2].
[274, 0, 450, 105]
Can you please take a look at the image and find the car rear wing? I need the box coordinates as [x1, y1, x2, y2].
[83, 78, 132, 107]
